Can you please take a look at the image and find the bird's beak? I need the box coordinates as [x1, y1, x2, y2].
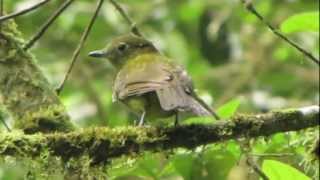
[88, 49, 108, 58]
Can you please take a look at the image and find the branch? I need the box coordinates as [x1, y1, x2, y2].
[109, 0, 142, 36]
[0, 0, 51, 23]
[0, 106, 318, 165]
[0, 19, 74, 133]
[23, 0, 74, 50]
[241, 0, 320, 66]
[246, 157, 269, 180]
[56, 0, 104, 94]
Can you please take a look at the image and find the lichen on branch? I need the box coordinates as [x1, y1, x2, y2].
[0, 106, 318, 165]
[0, 20, 74, 133]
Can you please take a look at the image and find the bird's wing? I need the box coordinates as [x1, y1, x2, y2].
[113, 54, 173, 101]
[113, 53, 218, 118]
[155, 65, 193, 111]
[156, 63, 219, 118]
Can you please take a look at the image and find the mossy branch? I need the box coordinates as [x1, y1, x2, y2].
[0, 20, 74, 133]
[0, 106, 318, 165]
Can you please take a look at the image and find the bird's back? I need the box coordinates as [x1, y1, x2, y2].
[112, 52, 217, 120]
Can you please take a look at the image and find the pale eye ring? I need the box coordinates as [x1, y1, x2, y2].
[117, 43, 128, 52]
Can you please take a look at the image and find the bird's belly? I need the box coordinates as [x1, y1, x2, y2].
[121, 92, 174, 120]
[122, 96, 147, 115]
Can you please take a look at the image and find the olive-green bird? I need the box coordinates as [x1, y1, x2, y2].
[89, 34, 219, 125]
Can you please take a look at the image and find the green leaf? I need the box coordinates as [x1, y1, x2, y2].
[203, 148, 238, 180]
[280, 12, 319, 34]
[262, 160, 311, 180]
[172, 154, 195, 180]
[217, 98, 241, 119]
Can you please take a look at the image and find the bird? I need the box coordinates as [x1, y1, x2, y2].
[88, 33, 219, 126]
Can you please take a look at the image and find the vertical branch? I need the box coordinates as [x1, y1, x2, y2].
[23, 0, 74, 50]
[0, 0, 51, 22]
[238, 140, 269, 180]
[246, 157, 269, 180]
[56, 0, 105, 94]
[241, 0, 319, 66]
[109, 0, 142, 36]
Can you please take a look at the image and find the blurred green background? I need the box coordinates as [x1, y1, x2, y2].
[0, 0, 319, 179]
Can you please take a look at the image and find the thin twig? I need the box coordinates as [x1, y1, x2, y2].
[238, 140, 269, 180]
[0, 114, 11, 132]
[241, 0, 319, 66]
[56, 0, 105, 94]
[23, 0, 74, 50]
[109, 0, 142, 36]
[0, 0, 51, 23]
[247, 157, 269, 180]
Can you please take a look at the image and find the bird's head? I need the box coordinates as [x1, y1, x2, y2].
[88, 34, 157, 68]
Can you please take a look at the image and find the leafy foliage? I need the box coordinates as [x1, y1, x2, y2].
[262, 160, 311, 180]
[280, 12, 319, 34]
[217, 98, 241, 119]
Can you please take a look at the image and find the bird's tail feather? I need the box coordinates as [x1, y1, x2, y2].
[188, 95, 220, 120]
[156, 86, 220, 120]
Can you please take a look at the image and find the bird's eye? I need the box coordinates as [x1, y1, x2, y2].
[117, 43, 128, 52]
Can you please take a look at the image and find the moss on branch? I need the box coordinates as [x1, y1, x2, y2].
[0, 20, 74, 133]
[0, 106, 318, 165]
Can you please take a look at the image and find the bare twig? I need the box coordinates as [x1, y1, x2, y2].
[109, 0, 142, 36]
[0, 0, 51, 23]
[237, 138, 269, 180]
[23, 0, 74, 50]
[241, 0, 319, 66]
[56, 0, 105, 94]
[247, 157, 269, 180]
[239, 140, 269, 180]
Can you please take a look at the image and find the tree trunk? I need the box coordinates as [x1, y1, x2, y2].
[0, 20, 74, 133]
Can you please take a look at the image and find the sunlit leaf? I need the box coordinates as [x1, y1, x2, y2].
[280, 12, 319, 34]
[217, 98, 241, 119]
[262, 160, 311, 180]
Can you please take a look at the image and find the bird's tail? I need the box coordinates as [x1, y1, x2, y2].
[188, 94, 220, 120]
[156, 86, 220, 120]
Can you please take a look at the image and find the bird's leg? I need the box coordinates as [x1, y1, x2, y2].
[138, 111, 146, 126]
[174, 111, 180, 126]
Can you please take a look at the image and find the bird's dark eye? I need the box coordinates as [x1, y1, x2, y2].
[117, 43, 128, 52]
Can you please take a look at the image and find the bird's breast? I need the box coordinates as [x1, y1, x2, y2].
[120, 92, 174, 120]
